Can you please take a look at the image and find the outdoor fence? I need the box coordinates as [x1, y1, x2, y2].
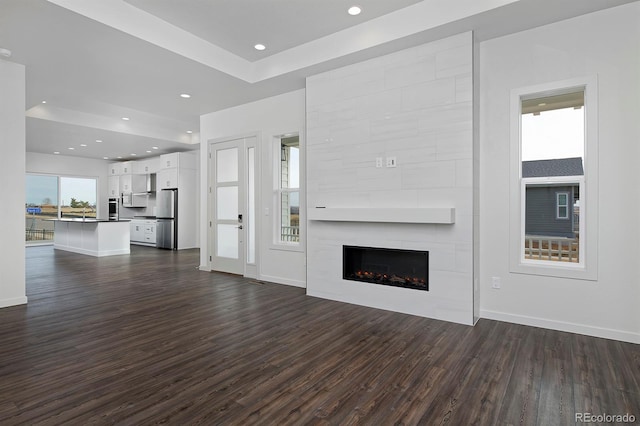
[26, 229, 54, 242]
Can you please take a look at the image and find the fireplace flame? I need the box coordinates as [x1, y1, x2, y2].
[352, 270, 426, 287]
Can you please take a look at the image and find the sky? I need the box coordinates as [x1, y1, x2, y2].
[288, 146, 300, 188]
[521, 107, 584, 161]
[288, 147, 300, 207]
[26, 175, 97, 206]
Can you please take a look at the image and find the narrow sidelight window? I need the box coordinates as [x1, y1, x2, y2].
[276, 135, 300, 244]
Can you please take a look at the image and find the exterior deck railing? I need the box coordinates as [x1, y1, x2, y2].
[281, 226, 300, 243]
[524, 235, 579, 262]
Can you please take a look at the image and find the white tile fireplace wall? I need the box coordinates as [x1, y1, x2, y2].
[306, 32, 475, 325]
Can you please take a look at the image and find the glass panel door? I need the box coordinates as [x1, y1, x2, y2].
[210, 141, 245, 274]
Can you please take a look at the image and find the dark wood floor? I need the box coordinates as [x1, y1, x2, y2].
[0, 246, 638, 425]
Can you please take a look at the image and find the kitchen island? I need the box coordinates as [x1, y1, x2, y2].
[51, 219, 131, 257]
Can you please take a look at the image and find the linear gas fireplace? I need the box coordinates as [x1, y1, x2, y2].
[343, 245, 429, 291]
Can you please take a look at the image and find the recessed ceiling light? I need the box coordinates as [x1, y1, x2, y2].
[68, 147, 75, 150]
[122, 117, 130, 121]
[53, 151, 60, 155]
[152, 146, 159, 150]
[131, 153, 137, 156]
[117, 156, 123, 159]
[186, 130, 193, 134]
[0, 48, 11, 58]
[41, 100, 47, 104]
[80, 144, 87, 147]
[180, 93, 191, 98]
[96, 139, 102, 143]
[348, 5, 362, 16]
[254, 44, 266, 51]
[103, 157, 109, 160]
[146, 150, 152, 153]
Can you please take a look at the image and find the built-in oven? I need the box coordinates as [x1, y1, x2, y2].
[108, 198, 119, 221]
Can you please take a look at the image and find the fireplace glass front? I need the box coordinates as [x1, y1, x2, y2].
[343, 245, 429, 291]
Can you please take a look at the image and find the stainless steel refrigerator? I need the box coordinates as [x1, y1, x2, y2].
[156, 189, 177, 250]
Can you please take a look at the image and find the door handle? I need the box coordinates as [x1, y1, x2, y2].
[237, 225, 243, 230]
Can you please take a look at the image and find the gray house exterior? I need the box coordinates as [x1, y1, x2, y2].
[523, 157, 583, 238]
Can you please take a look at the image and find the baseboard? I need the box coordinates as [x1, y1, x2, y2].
[55, 245, 130, 257]
[198, 265, 211, 272]
[259, 274, 306, 288]
[0, 296, 28, 308]
[480, 309, 640, 344]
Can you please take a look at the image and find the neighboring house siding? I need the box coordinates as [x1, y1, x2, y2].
[525, 186, 575, 238]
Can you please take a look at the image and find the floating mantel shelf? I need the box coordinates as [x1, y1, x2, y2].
[308, 208, 455, 224]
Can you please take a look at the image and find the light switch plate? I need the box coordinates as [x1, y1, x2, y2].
[491, 276, 501, 289]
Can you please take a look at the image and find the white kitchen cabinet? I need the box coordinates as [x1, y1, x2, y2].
[160, 153, 179, 169]
[160, 152, 196, 170]
[133, 157, 161, 174]
[120, 174, 147, 193]
[157, 168, 178, 190]
[130, 221, 144, 242]
[108, 162, 122, 176]
[120, 161, 135, 175]
[130, 219, 156, 246]
[108, 176, 120, 197]
[133, 160, 148, 175]
[146, 157, 161, 173]
[144, 222, 156, 244]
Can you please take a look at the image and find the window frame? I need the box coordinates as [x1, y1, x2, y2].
[509, 76, 598, 280]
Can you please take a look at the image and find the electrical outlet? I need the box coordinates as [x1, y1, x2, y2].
[491, 276, 501, 289]
[375, 157, 383, 168]
[386, 156, 397, 168]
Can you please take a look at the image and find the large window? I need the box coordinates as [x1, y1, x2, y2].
[510, 77, 598, 280]
[521, 90, 584, 264]
[25, 174, 97, 244]
[60, 177, 97, 219]
[276, 135, 300, 244]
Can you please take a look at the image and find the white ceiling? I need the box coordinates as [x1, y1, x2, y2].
[123, 0, 424, 61]
[0, 0, 636, 161]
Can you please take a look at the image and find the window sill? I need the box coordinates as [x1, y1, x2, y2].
[510, 259, 597, 281]
[269, 242, 304, 253]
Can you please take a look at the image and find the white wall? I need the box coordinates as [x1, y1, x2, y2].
[306, 32, 475, 325]
[199, 90, 306, 286]
[479, 3, 640, 343]
[26, 152, 110, 218]
[0, 59, 27, 308]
